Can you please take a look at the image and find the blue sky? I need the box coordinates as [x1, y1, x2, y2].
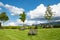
[0, 0, 60, 26]
[0, 0, 60, 12]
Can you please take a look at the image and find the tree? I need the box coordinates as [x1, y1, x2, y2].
[44, 6, 54, 28]
[0, 12, 9, 28]
[19, 12, 26, 30]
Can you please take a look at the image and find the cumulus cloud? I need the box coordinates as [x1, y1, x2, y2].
[3, 21, 18, 26]
[50, 3, 60, 17]
[16, 19, 46, 26]
[28, 3, 60, 19]
[0, 2, 4, 6]
[3, 19, 47, 26]
[5, 4, 24, 15]
[0, 2, 24, 15]
[0, 1, 60, 26]
[7, 22, 17, 26]
[16, 19, 35, 25]
[3, 19, 36, 26]
[27, 4, 46, 19]
[16, 19, 23, 25]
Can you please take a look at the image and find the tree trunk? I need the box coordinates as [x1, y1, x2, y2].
[48, 20, 51, 28]
[23, 22, 25, 29]
[20, 22, 25, 30]
[0, 22, 2, 28]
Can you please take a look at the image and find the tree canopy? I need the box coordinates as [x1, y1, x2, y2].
[19, 12, 26, 30]
[0, 12, 9, 22]
[44, 6, 53, 20]
[19, 12, 26, 22]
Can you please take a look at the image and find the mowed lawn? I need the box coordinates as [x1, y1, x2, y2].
[0, 28, 60, 40]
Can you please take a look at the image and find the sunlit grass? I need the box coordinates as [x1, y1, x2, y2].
[0, 28, 60, 40]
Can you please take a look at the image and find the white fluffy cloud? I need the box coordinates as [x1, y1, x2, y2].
[16, 19, 46, 26]
[16, 19, 35, 25]
[28, 3, 60, 19]
[28, 4, 46, 19]
[7, 22, 17, 26]
[0, 1, 60, 26]
[0, 2, 24, 15]
[2, 21, 17, 26]
[0, 2, 4, 6]
[5, 4, 24, 15]
[3, 20, 36, 26]
[51, 3, 60, 17]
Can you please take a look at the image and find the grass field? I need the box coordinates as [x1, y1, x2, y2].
[0, 28, 60, 40]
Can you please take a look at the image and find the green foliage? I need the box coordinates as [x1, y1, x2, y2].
[44, 6, 54, 28]
[2, 26, 20, 29]
[53, 24, 60, 28]
[44, 6, 53, 20]
[19, 12, 26, 29]
[0, 12, 9, 22]
[19, 12, 26, 22]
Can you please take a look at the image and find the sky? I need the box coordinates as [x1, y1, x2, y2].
[0, 0, 60, 26]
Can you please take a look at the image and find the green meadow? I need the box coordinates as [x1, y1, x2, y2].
[0, 28, 60, 40]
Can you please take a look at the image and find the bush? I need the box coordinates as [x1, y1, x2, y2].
[53, 25, 60, 28]
[2, 26, 21, 29]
